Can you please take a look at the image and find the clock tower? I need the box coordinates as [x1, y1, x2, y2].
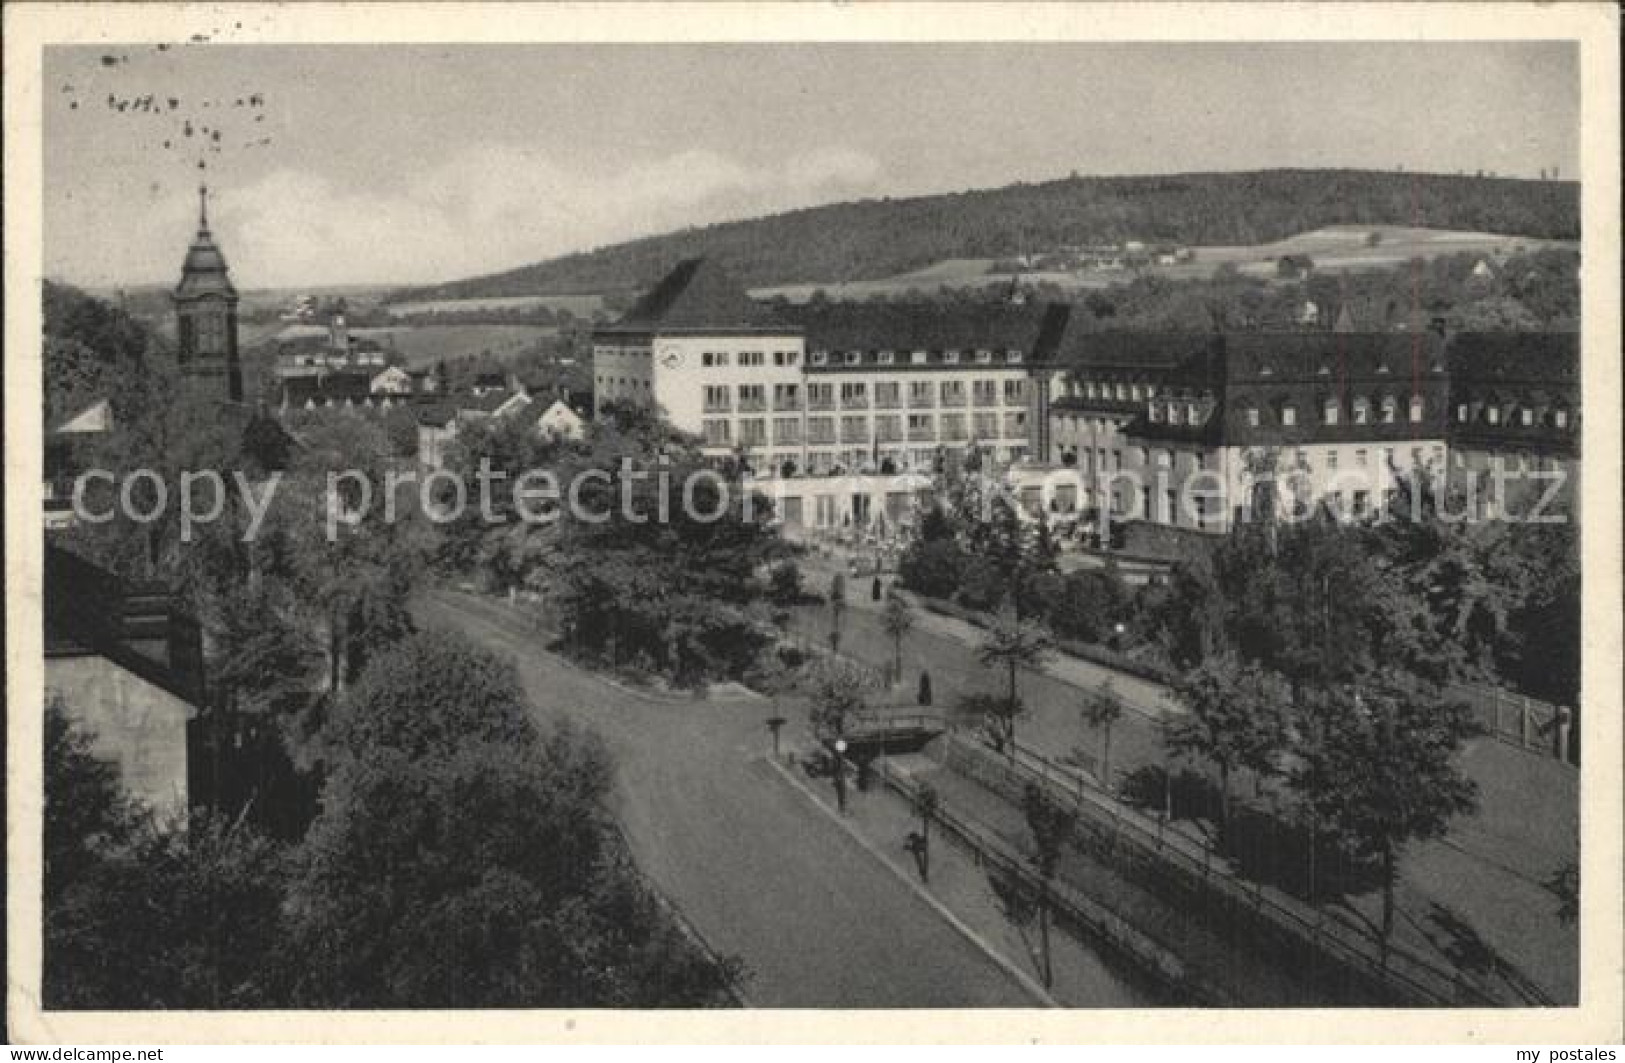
[172, 180, 243, 401]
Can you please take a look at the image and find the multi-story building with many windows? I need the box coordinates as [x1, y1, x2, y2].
[592, 259, 1066, 477]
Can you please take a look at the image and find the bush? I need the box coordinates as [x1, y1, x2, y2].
[898, 537, 966, 599]
[768, 561, 805, 605]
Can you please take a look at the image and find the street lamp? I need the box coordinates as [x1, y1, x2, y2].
[833, 738, 849, 814]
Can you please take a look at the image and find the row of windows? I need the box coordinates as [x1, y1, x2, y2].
[1455, 402, 1572, 429]
[1069, 379, 1160, 402]
[700, 411, 1028, 447]
[701, 350, 800, 368]
[809, 348, 1023, 367]
[1243, 394, 1427, 429]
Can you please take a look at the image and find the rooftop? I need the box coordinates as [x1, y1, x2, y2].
[598, 258, 794, 336]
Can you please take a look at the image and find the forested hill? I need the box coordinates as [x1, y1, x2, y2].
[390, 169, 1579, 302]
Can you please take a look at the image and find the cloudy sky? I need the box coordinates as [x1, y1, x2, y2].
[43, 42, 1578, 290]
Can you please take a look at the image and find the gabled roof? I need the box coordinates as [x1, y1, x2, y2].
[600, 257, 793, 335]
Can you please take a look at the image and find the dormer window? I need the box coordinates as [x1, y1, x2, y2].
[877, 350, 895, 365]
[943, 350, 960, 364]
[1353, 398, 1370, 425]
[1486, 406, 1501, 425]
[1259, 363, 1274, 377]
[1323, 399, 1340, 426]
[1186, 403, 1199, 423]
[1130, 385, 1143, 401]
[1377, 361, 1392, 375]
[1149, 404, 1164, 423]
[1246, 406, 1260, 427]
[975, 349, 993, 364]
[845, 351, 862, 366]
[1554, 408, 1570, 428]
[1410, 396, 1425, 423]
[1457, 403, 1469, 423]
[1115, 384, 1128, 400]
[1165, 403, 1180, 425]
[1281, 404, 1297, 427]
[1007, 350, 1024, 364]
[1317, 363, 1331, 376]
[1520, 407, 1534, 426]
[811, 351, 828, 366]
[1380, 396, 1398, 424]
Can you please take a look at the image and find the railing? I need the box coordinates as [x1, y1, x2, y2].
[939, 391, 968, 407]
[908, 427, 935, 442]
[773, 397, 802, 412]
[908, 394, 937, 409]
[875, 396, 903, 410]
[973, 392, 999, 407]
[808, 398, 836, 411]
[875, 756, 1205, 1001]
[941, 733, 1505, 1007]
[842, 397, 871, 410]
[703, 403, 732, 414]
[738, 398, 767, 412]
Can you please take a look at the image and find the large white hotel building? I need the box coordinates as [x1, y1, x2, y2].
[592, 259, 1065, 479]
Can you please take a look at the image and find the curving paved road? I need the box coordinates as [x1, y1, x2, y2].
[420, 591, 1042, 1007]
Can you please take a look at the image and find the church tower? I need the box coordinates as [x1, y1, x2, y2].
[172, 181, 243, 401]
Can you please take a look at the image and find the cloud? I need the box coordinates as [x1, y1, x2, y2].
[211, 143, 886, 287]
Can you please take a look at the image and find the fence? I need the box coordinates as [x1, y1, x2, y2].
[875, 757, 1210, 1003]
[1446, 681, 1575, 764]
[936, 732, 1506, 1007]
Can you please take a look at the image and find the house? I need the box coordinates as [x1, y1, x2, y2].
[45, 545, 206, 820]
[413, 388, 536, 467]
[370, 365, 415, 395]
[45, 398, 116, 529]
[535, 399, 586, 440]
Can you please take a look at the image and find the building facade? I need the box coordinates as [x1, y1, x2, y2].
[592, 259, 1065, 477]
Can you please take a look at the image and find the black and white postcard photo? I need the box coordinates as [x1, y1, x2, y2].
[6, 1, 1620, 1049]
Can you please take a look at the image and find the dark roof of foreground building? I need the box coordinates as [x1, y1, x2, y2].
[1445, 331, 1579, 386]
[45, 544, 206, 707]
[781, 302, 1069, 363]
[598, 258, 794, 336]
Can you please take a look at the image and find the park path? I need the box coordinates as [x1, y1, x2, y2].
[418, 590, 1050, 1008]
[791, 565, 1579, 1004]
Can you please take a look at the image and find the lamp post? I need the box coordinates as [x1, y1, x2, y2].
[833, 738, 849, 815]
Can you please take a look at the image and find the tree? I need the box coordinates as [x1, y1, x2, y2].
[880, 593, 915, 685]
[1022, 782, 1076, 989]
[1163, 655, 1290, 833]
[44, 700, 295, 1009]
[286, 634, 739, 1007]
[828, 570, 847, 652]
[975, 610, 1051, 754]
[1080, 680, 1126, 789]
[768, 560, 804, 606]
[532, 409, 785, 685]
[1289, 675, 1478, 952]
[909, 782, 940, 883]
[806, 656, 870, 745]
